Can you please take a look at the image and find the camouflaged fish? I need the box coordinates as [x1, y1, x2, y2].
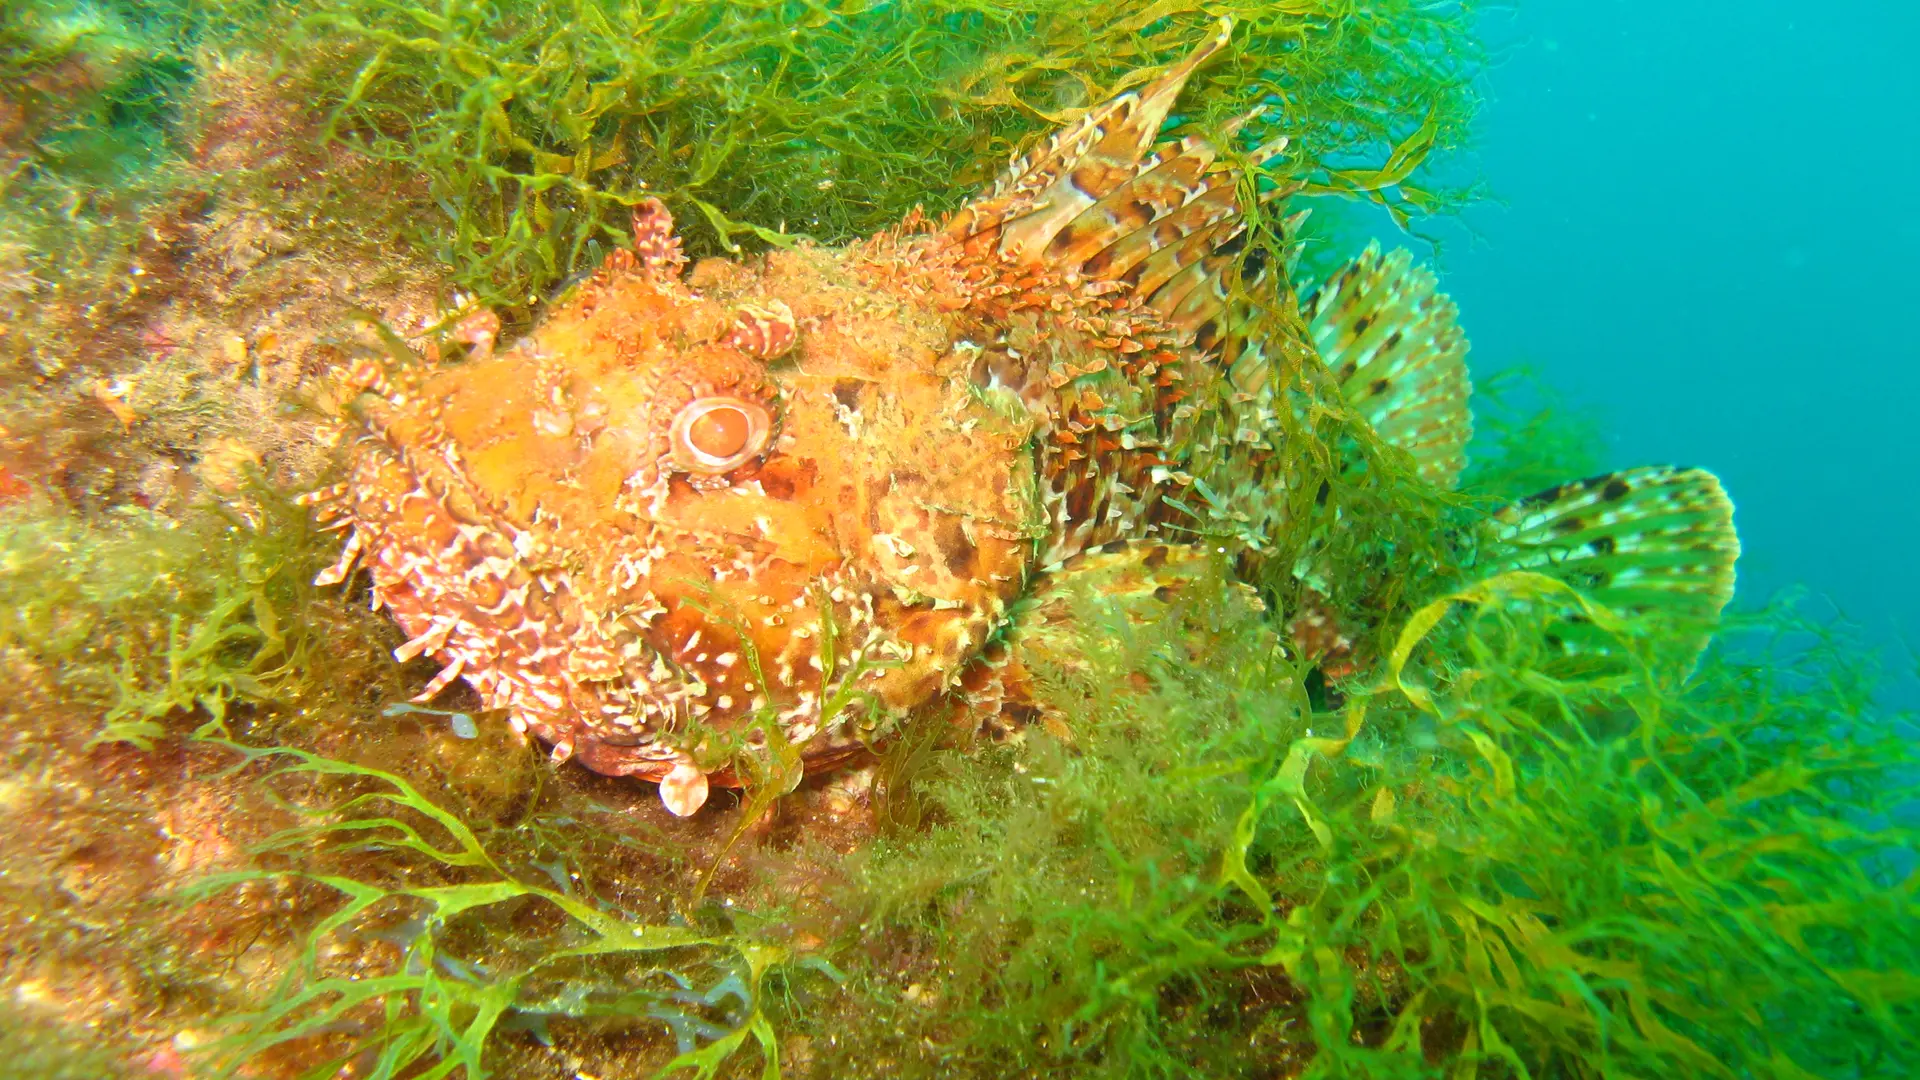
[304, 20, 1738, 815]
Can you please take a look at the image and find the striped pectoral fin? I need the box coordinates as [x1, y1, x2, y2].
[1306, 243, 1472, 489]
[1480, 465, 1740, 671]
[966, 542, 1274, 741]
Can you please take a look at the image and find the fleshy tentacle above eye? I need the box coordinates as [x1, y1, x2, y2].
[727, 299, 799, 360]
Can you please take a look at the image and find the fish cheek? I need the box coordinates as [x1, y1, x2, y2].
[640, 541, 819, 714]
[750, 454, 817, 501]
[935, 515, 978, 579]
[575, 437, 643, 509]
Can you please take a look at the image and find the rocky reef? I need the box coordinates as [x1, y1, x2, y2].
[0, 2, 1913, 1078]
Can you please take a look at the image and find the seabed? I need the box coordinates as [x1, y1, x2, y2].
[0, 2, 1912, 1077]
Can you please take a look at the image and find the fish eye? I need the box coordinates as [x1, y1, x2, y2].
[669, 396, 772, 475]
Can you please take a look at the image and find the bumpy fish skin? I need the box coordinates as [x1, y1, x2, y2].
[311, 23, 1271, 810]
[313, 19, 1739, 813]
[321, 176, 1243, 794]
[319, 218, 1090, 795]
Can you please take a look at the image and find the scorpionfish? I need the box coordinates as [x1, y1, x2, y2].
[307, 21, 1739, 815]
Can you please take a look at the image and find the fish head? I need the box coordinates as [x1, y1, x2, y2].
[345, 231, 1039, 793]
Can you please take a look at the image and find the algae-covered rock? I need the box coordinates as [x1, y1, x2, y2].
[0, 2, 1913, 1079]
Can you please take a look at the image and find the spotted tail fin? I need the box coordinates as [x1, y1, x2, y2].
[1304, 244, 1472, 489]
[1480, 466, 1740, 670]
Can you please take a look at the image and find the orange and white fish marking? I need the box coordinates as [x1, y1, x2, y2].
[311, 19, 1738, 814]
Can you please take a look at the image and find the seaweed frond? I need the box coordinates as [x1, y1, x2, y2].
[279, 0, 1485, 308]
[826, 558, 1920, 1077]
[188, 741, 810, 1079]
[0, 492, 326, 748]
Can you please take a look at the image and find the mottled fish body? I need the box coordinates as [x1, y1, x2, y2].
[309, 20, 1738, 815]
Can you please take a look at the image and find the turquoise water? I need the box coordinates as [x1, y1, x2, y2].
[1429, 1, 1919, 706]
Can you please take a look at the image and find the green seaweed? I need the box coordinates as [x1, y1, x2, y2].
[0, 1, 201, 338]
[0, 493, 325, 749]
[188, 741, 803, 1080]
[0, 0, 194, 176]
[1459, 367, 1608, 502]
[86, 361, 1895, 1079]
[815, 564, 1918, 1078]
[6, 4, 1914, 1079]
[277, 0, 1482, 308]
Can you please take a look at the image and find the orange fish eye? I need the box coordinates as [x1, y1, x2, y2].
[688, 404, 750, 458]
[669, 396, 772, 475]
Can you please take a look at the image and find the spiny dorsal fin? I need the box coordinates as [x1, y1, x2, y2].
[1137, 217, 1244, 307]
[942, 18, 1305, 375]
[1047, 135, 1220, 268]
[946, 19, 1236, 262]
[1482, 465, 1740, 670]
[1305, 243, 1472, 489]
[1068, 128, 1288, 284]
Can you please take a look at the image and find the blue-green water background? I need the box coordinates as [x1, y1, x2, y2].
[1413, 1, 1917, 706]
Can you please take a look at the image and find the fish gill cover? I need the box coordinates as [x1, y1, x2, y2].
[0, 2, 1914, 1079]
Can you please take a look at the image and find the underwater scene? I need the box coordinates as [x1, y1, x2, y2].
[0, 1, 1912, 1077]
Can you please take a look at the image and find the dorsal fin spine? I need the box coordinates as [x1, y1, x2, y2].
[945, 18, 1237, 258]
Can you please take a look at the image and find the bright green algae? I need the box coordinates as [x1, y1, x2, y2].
[280, 0, 1481, 307]
[2, 0, 1482, 313]
[1, 2, 1916, 1078]
[825, 581, 1919, 1078]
